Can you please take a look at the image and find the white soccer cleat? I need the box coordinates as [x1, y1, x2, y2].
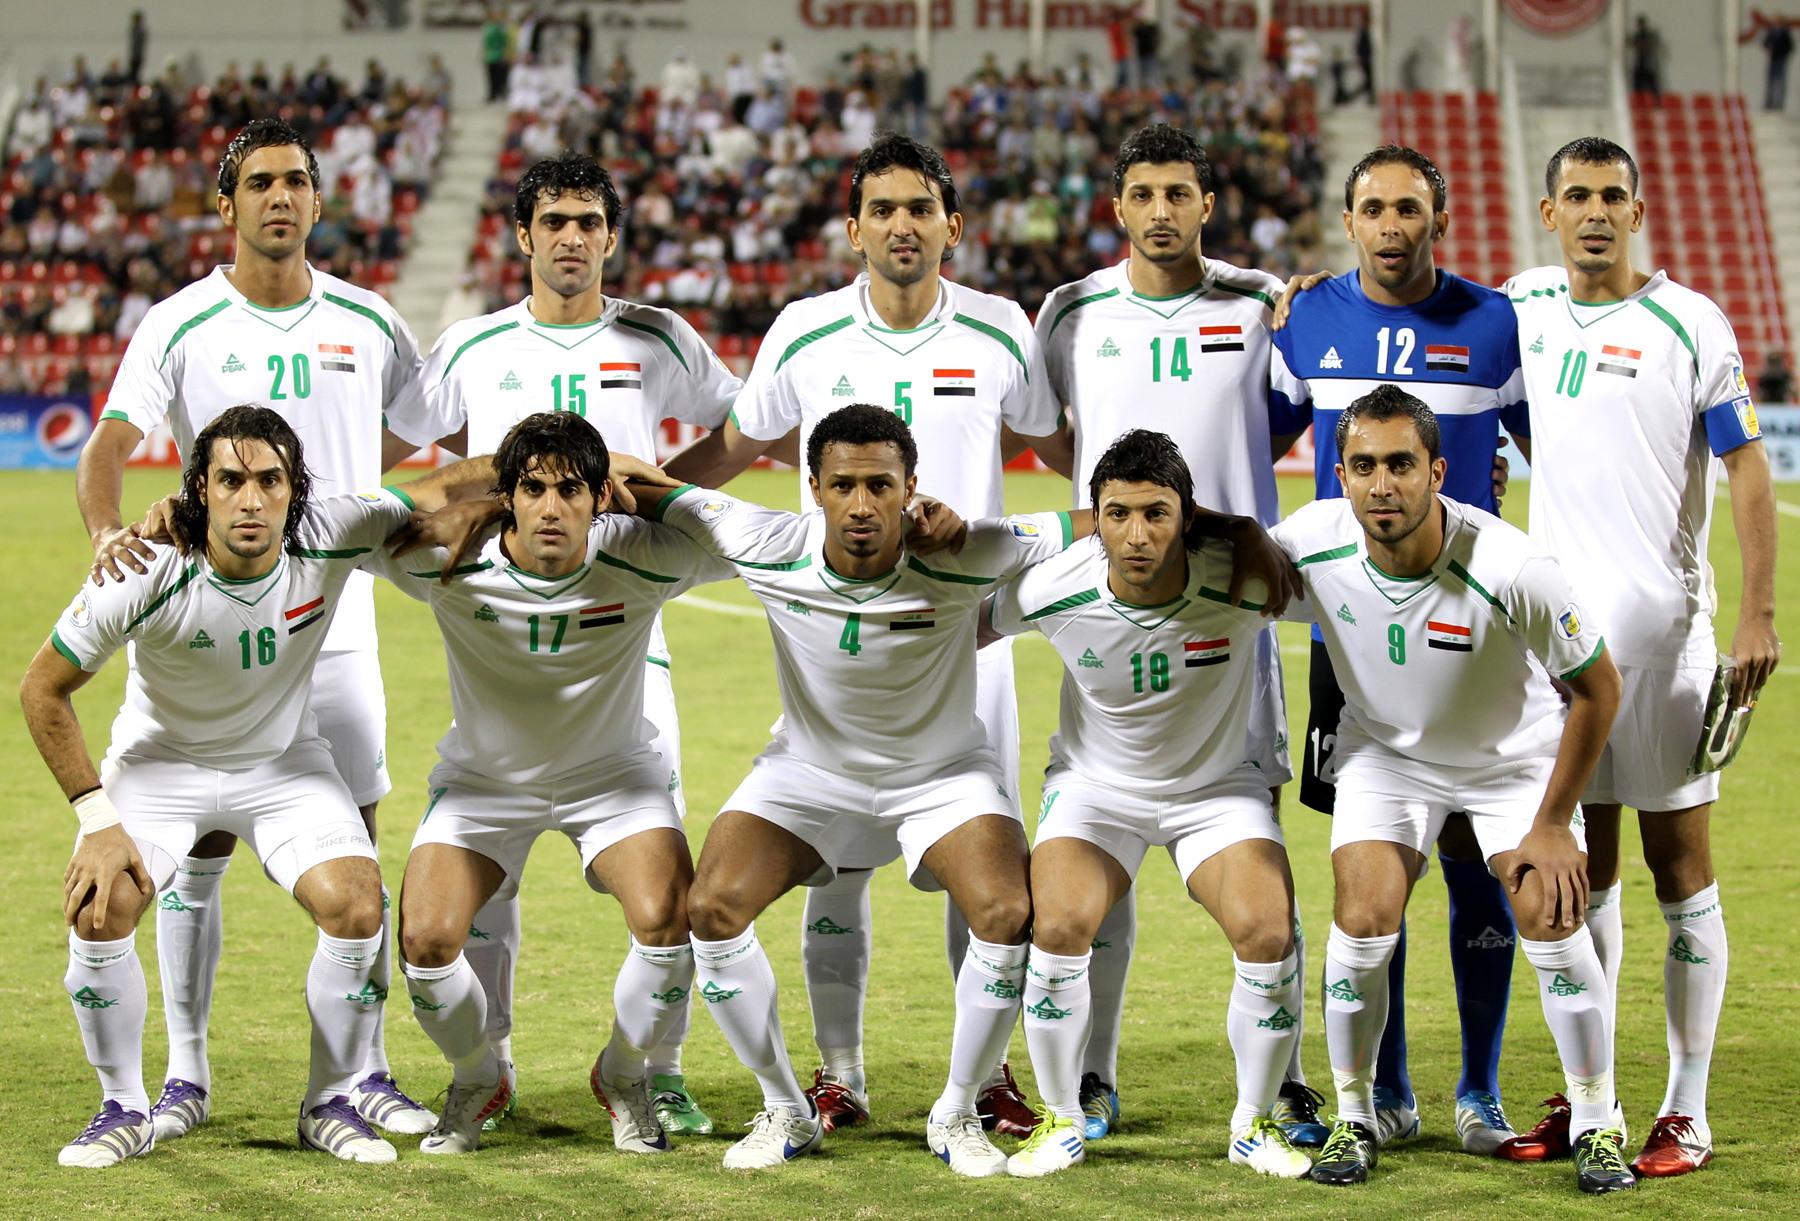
[420, 1076, 512, 1155]
[1229, 1116, 1313, 1178]
[1456, 1090, 1517, 1156]
[58, 1101, 154, 1168]
[1373, 1085, 1422, 1146]
[721, 1103, 825, 1169]
[929, 1107, 1010, 1177]
[589, 1053, 671, 1154]
[350, 1071, 437, 1135]
[150, 1078, 210, 1141]
[298, 1096, 398, 1163]
[1006, 1109, 1086, 1178]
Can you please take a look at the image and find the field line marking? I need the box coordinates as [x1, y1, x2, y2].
[669, 593, 766, 619]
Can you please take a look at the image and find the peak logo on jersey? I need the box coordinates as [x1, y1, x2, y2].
[934, 368, 976, 396]
[832, 374, 856, 397]
[580, 603, 625, 629]
[318, 343, 356, 373]
[221, 353, 246, 373]
[1185, 638, 1229, 667]
[785, 599, 811, 616]
[1199, 325, 1244, 353]
[499, 370, 523, 391]
[1546, 973, 1588, 997]
[1425, 344, 1470, 373]
[693, 498, 733, 524]
[600, 361, 642, 390]
[1596, 345, 1641, 378]
[1257, 1006, 1299, 1030]
[889, 607, 936, 631]
[1528, 333, 1545, 354]
[1337, 603, 1357, 625]
[70, 591, 92, 628]
[1555, 604, 1581, 641]
[1467, 926, 1514, 949]
[1078, 648, 1104, 668]
[1427, 620, 1473, 652]
[189, 629, 215, 649]
[285, 596, 326, 635]
[1319, 346, 1343, 369]
[1097, 337, 1121, 357]
[474, 604, 501, 622]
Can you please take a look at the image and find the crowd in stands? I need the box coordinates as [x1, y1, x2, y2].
[0, 55, 449, 396]
[460, 35, 1328, 349]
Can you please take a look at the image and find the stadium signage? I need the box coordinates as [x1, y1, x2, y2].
[798, 0, 1369, 29]
[1501, 0, 1605, 36]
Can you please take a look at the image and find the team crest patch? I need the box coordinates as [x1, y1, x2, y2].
[1005, 517, 1040, 539]
[1556, 604, 1581, 641]
[1734, 364, 1750, 395]
[356, 492, 384, 503]
[693, 498, 733, 524]
[71, 591, 92, 628]
[1736, 397, 1761, 438]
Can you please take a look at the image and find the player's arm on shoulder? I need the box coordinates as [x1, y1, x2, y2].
[1270, 269, 1331, 331]
[1187, 509, 1301, 617]
[661, 413, 776, 487]
[79, 415, 156, 579]
[640, 483, 803, 566]
[623, 517, 741, 594]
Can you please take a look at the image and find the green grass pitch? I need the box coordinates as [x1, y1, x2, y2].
[0, 466, 1795, 1219]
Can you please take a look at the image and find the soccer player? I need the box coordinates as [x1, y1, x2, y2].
[1502, 137, 1780, 1177]
[662, 132, 1061, 1135]
[1268, 145, 1533, 1153]
[76, 118, 447, 1138]
[23, 406, 488, 1167]
[359, 413, 735, 1155]
[415, 150, 744, 1135]
[987, 429, 1310, 1180]
[1271, 387, 1630, 1193]
[634, 405, 1071, 1171]
[1034, 122, 1304, 1144]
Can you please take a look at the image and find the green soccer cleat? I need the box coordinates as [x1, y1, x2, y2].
[650, 1073, 714, 1135]
[1309, 1119, 1378, 1185]
[1005, 1107, 1085, 1178]
[1230, 1116, 1314, 1178]
[1573, 1127, 1637, 1195]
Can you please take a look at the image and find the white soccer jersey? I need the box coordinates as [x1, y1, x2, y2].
[362, 516, 733, 786]
[50, 490, 413, 769]
[988, 536, 1285, 794]
[1271, 496, 1605, 766]
[103, 265, 434, 654]
[420, 296, 742, 461]
[1504, 266, 1762, 668]
[655, 484, 1072, 773]
[1037, 258, 1284, 524]
[730, 274, 1060, 517]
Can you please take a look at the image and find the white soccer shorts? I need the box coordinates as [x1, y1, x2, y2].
[643, 655, 687, 820]
[311, 649, 390, 808]
[411, 750, 684, 900]
[1330, 725, 1582, 873]
[721, 740, 1021, 892]
[1584, 662, 1721, 812]
[1036, 761, 1285, 892]
[1246, 626, 1294, 786]
[101, 736, 378, 894]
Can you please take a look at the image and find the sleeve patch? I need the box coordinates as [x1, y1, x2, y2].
[1555, 603, 1582, 641]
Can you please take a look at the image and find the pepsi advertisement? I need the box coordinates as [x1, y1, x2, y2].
[0, 396, 93, 468]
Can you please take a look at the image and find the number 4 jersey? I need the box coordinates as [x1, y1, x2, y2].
[1270, 495, 1605, 767]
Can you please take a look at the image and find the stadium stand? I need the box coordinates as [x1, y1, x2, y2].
[1379, 90, 1513, 290]
[0, 57, 448, 395]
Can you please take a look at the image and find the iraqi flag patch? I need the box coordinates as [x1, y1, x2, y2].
[580, 603, 625, 628]
[600, 362, 643, 390]
[1425, 344, 1470, 372]
[1185, 638, 1230, 667]
[1427, 620, 1473, 652]
[285, 595, 326, 635]
[934, 368, 976, 396]
[890, 607, 936, 631]
[318, 343, 356, 373]
[1199, 325, 1244, 353]
[1596, 345, 1641, 378]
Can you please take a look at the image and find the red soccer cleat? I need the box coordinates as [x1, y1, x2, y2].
[804, 1068, 870, 1133]
[976, 1061, 1036, 1138]
[1631, 1115, 1713, 1178]
[1497, 1094, 1572, 1162]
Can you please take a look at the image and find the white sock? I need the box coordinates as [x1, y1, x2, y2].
[1229, 950, 1303, 1134]
[156, 854, 229, 1091]
[936, 935, 1027, 1116]
[1322, 924, 1398, 1128]
[802, 869, 872, 1088]
[944, 894, 971, 977]
[692, 926, 807, 1112]
[1520, 926, 1614, 1137]
[361, 887, 394, 1077]
[68, 931, 149, 1115]
[1285, 899, 1308, 1085]
[306, 930, 385, 1108]
[608, 938, 696, 1077]
[1080, 891, 1135, 1086]
[646, 1016, 685, 1079]
[402, 954, 493, 1079]
[1020, 945, 1090, 1121]
[1659, 882, 1727, 1126]
[1585, 881, 1624, 1031]
[465, 893, 518, 1053]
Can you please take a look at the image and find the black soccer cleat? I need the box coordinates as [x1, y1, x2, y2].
[1573, 1127, 1637, 1195]
[1309, 1120, 1378, 1185]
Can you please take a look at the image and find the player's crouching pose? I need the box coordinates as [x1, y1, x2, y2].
[366, 413, 735, 1156]
[22, 406, 488, 1167]
[1271, 387, 1630, 1194]
[984, 430, 1311, 1180]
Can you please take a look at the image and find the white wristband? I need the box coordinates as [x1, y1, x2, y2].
[72, 789, 122, 837]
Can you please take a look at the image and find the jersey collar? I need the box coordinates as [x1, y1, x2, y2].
[1095, 540, 1198, 631]
[518, 296, 616, 348]
[1114, 258, 1207, 320]
[215, 263, 323, 333]
[854, 272, 953, 336]
[204, 548, 288, 606]
[1357, 495, 1463, 606]
[1565, 269, 1669, 328]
